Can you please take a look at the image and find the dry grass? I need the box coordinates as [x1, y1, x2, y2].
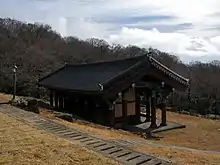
[132, 146, 220, 165]
[0, 113, 119, 165]
[39, 109, 142, 141]
[52, 110, 220, 151]
[1, 92, 220, 164]
[0, 93, 11, 102]
[46, 111, 220, 165]
[156, 110, 220, 151]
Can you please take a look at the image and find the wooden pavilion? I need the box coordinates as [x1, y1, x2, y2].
[38, 54, 189, 128]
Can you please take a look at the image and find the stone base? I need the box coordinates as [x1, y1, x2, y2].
[159, 123, 167, 127]
[149, 123, 158, 129]
[123, 119, 186, 133]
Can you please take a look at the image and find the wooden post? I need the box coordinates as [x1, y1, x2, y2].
[145, 91, 151, 122]
[12, 65, 17, 101]
[145, 100, 151, 122]
[160, 82, 167, 126]
[135, 89, 141, 123]
[150, 90, 157, 128]
[160, 102, 167, 126]
[54, 92, 58, 109]
[121, 92, 127, 125]
[64, 96, 70, 110]
[109, 101, 115, 127]
[63, 97, 67, 110]
[49, 91, 54, 108]
[59, 95, 64, 109]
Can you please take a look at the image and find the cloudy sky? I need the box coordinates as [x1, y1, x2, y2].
[1, 0, 220, 63]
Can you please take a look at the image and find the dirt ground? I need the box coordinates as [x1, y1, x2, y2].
[0, 113, 119, 165]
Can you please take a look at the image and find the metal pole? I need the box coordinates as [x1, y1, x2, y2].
[12, 65, 17, 101]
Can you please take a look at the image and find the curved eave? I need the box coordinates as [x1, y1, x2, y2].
[148, 56, 189, 87]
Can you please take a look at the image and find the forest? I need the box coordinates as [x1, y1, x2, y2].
[0, 18, 220, 116]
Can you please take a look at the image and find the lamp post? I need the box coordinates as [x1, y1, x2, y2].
[12, 65, 18, 101]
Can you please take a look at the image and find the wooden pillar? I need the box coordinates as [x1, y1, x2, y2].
[150, 90, 157, 128]
[63, 97, 67, 110]
[109, 101, 115, 127]
[49, 91, 54, 108]
[54, 92, 58, 109]
[59, 95, 64, 109]
[160, 102, 167, 126]
[65, 96, 72, 111]
[121, 92, 127, 124]
[160, 82, 167, 127]
[135, 89, 141, 122]
[145, 92, 151, 122]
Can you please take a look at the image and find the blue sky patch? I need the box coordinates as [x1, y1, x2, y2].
[87, 15, 175, 24]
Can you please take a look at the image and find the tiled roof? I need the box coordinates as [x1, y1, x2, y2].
[38, 54, 189, 92]
[38, 55, 145, 92]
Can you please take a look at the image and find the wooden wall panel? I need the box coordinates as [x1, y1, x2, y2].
[124, 88, 135, 101]
[115, 103, 122, 117]
[114, 88, 137, 118]
[124, 88, 136, 116]
[127, 102, 136, 116]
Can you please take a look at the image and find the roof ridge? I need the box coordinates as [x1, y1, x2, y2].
[66, 54, 147, 68]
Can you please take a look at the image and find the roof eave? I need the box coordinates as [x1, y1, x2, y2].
[38, 84, 103, 95]
[147, 55, 189, 87]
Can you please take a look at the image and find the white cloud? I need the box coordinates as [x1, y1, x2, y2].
[107, 27, 220, 63]
[1, 0, 220, 62]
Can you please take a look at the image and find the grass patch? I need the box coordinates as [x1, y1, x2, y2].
[156, 110, 220, 151]
[132, 146, 220, 165]
[47, 110, 220, 165]
[0, 113, 119, 165]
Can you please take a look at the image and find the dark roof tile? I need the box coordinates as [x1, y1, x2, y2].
[38, 54, 189, 92]
[39, 55, 146, 91]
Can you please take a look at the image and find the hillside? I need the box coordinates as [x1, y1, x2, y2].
[1, 93, 220, 165]
[0, 17, 220, 115]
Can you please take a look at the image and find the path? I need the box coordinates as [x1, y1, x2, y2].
[0, 104, 172, 165]
[112, 139, 220, 155]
